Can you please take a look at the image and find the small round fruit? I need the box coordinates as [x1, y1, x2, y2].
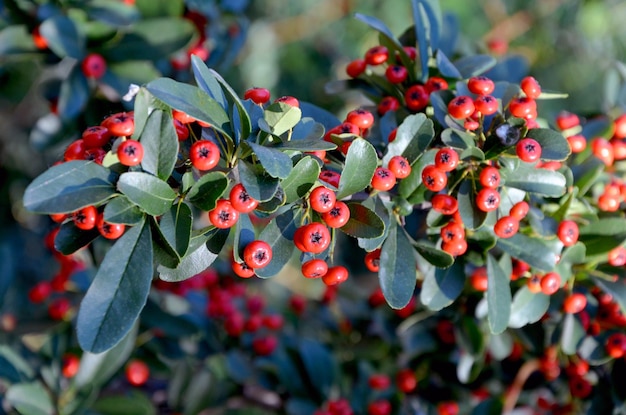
[563, 293, 587, 314]
[385, 65, 408, 83]
[591, 137, 614, 166]
[229, 183, 259, 213]
[301, 259, 328, 279]
[299, 222, 331, 254]
[431, 194, 458, 215]
[396, 368, 417, 393]
[378, 96, 400, 115]
[540, 272, 561, 295]
[364, 249, 381, 272]
[437, 401, 459, 415]
[421, 165, 448, 192]
[364, 45, 388, 65]
[232, 261, 255, 278]
[469, 267, 488, 291]
[425, 77, 448, 93]
[346, 58, 367, 78]
[81, 53, 107, 79]
[371, 167, 397, 191]
[346, 108, 374, 130]
[97, 215, 125, 239]
[244, 87, 271, 105]
[467, 76, 495, 95]
[388, 155, 411, 179]
[493, 216, 519, 238]
[322, 265, 349, 286]
[28, 281, 52, 304]
[516, 138, 542, 162]
[475, 188, 500, 212]
[252, 335, 278, 356]
[510, 201, 530, 220]
[73, 205, 98, 230]
[473, 95, 499, 115]
[556, 111, 580, 131]
[521, 76, 541, 99]
[275, 95, 299, 108]
[82, 126, 111, 149]
[368, 374, 391, 390]
[321, 201, 350, 228]
[190, 140, 220, 170]
[102, 112, 135, 136]
[447, 96, 475, 119]
[479, 166, 501, 188]
[243, 240, 272, 269]
[309, 186, 336, 213]
[125, 360, 150, 387]
[557, 220, 579, 247]
[440, 221, 465, 243]
[441, 238, 467, 256]
[434, 148, 460, 172]
[509, 97, 537, 120]
[605, 332, 626, 358]
[319, 170, 341, 188]
[62, 354, 80, 378]
[117, 139, 144, 166]
[404, 84, 429, 112]
[209, 199, 239, 229]
[64, 139, 87, 161]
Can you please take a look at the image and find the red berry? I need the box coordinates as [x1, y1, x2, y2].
[48, 298, 71, 320]
[404, 84, 430, 112]
[229, 183, 258, 213]
[209, 199, 239, 229]
[608, 246, 626, 266]
[28, 281, 52, 303]
[614, 114, 626, 139]
[516, 138, 542, 162]
[396, 368, 417, 393]
[403, 46, 417, 60]
[321, 201, 350, 228]
[73, 205, 98, 230]
[605, 332, 626, 358]
[244, 87, 271, 105]
[540, 272, 561, 295]
[479, 166, 501, 188]
[474, 95, 499, 115]
[421, 165, 448, 192]
[97, 214, 125, 239]
[190, 140, 220, 170]
[364, 46, 388, 65]
[447, 96, 475, 119]
[322, 265, 349, 286]
[440, 221, 465, 243]
[117, 139, 144, 166]
[425, 77, 448, 93]
[563, 293, 587, 314]
[569, 375, 592, 399]
[378, 96, 400, 115]
[493, 216, 519, 238]
[475, 188, 500, 212]
[367, 400, 392, 415]
[81, 53, 107, 79]
[298, 222, 331, 254]
[275, 95, 299, 107]
[173, 109, 196, 125]
[557, 220, 579, 247]
[64, 139, 87, 161]
[232, 261, 255, 278]
[371, 167, 397, 191]
[521, 76, 541, 99]
[346, 109, 374, 130]
[510, 201, 529, 220]
[388, 155, 411, 179]
[434, 148, 460, 172]
[469, 267, 488, 291]
[252, 335, 278, 356]
[243, 240, 272, 269]
[102, 112, 135, 136]
[173, 118, 189, 141]
[319, 170, 341, 188]
[62, 354, 80, 378]
[32, 26, 48, 50]
[385, 65, 408, 83]
[467, 76, 495, 95]
[364, 249, 381, 272]
[437, 401, 459, 415]
[82, 126, 111, 149]
[301, 259, 328, 279]
[346, 58, 367, 78]
[556, 111, 580, 131]
[591, 137, 614, 166]
[431, 194, 458, 215]
[509, 97, 537, 119]
[441, 238, 467, 256]
[368, 374, 391, 390]
[309, 186, 336, 213]
[125, 360, 150, 386]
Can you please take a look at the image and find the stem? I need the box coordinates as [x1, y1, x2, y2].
[503, 358, 540, 414]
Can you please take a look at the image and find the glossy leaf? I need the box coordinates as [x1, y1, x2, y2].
[436, 49, 462, 78]
[5, 382, 54, 415]
[57, 65, 90, 121]
[398, 148, 437, 201]
[413, 241, 454, 268]
[23, 161, 118, 214]
[457, 179, 488, 230]
[354, 13, 398, 46]
[92, 391, 155, 415]
[299, 102, 341, 132]
[525, 128, 572, 161]
[159, 202, 192, 257]
[158, 242, 218, 282]
[54, 221, 99, 255]
[508, 287, 550, 328]
[238, 159, 281, 202]
[207, 66, 252, 137]
[255, 210, 298, 279]
[412, 0, 431, 82]
[117, 172, 177, 217]
[383, 113, 434, 165]
[560, 313, 586, 355]
[103, 195, 145, 225]
[233, 214, 256, 263]
[379, 224, 417, 309]
[135, 0, 184, 17]
[441, 128, 476, 149]
[281, 156, 321, 203]
[190, 55, 228, 111]
[337, 138, 378, 200]
[358, 196, 391, 252]
[298, 338, 336, 398]
[421, 257, 465, 311]
[593, 277, 626, 314]
[263, 102, 302, 137]
[86, 0, 140, 26]
[274, 137, 336, 152]
[139, 109, 179, 181]
[246, 142, 293, 179]
[0, 345, 34, 382]
[341, 202, 385, 239]
[486, 254, 511, 334]
[77, 219, 152, 353]
[496, 233, 559, 271]
[579, 218, 626, 257]
[502, 164, 566, 197]
[186, 171, 228, 211]
[453, 54, 497, 78]
[40, 15, 85, 59]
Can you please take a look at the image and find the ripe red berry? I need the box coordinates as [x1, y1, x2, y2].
[608, 246, 626, 266]
[64, 139, 87, 161]
[48, 298, 72, 320]
[173, 118, 189, 141]
[243, 240, 272, 269]
[440, 221, 465, 243]
[117, 139, 144, 166]
[173, 109, 196, 125]
[447, 96, 475, 119]
[81, 53, 107, 79]
[298, 222, 331, 254]
[441, 238, 467, 256]
[437, 401, 459, 415]
[425, 77, 448, 93]
[209, 199, 239, 229]
[475, 188, 500, 212]
[364, 45, 388, 65]
[614, 114, 626, 139]
[605, 333, 626, 358]
[479, 166, 501, 188]
[62, 354, 80, 378]
[346, 58, 367, 78]
[563, 293, 587, 314]
[97, 214, 125, 239]
[367, 399, 392, 415]
[473, 95, 499, 115]
[322, 265, 349, 286]
[321, 201, 350, 228]
[385, 65, 408, 83]
[396, 368, 417, 393]
[510, 201, 530, 220]
[346, 108, 374, 130]
[244, 87, 271, 105]
[309, 186, 336, 213]
[557, 220, 579, 247]
[229, 183, 259, 213]
[125, 359, 150, 386]
[521, 76, 541, 99]
[431, 194, 458, 215]
[368, 374, 391, 390]
[319, 170, 341, 188]
[190, 140, 220, 170]
[378, 96, 400, 115]
[232, 261, 255, 278]
[388, 155, 411, 179]
[469, 267, 488, 291]
[102, 112, 135, 136]
[364, 249, 381, 272]
[371, 167, 397, 191]
[516, 138, 542, 162]
[421, 165, 448, 192]
[404, 84, 430, 112]
[28, 281, 52, 304]
[73, 205, 98, 230]
[509, 97, 537, 120]
[252, 335, 278, 356]
[82, 126, 111, 149]
[540, 272, 561, 295]
[493, 216, 519, 238]
[591, 137, 614, 166]
[434, 148, 460, 172]
[32, 26, 48, 50]
[467, 76, 495, 95]
[301, 259, 328, 279]
[556, 111, 580, 131]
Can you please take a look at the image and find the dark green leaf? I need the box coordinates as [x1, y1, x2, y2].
[274, 137, 337, 152]
[151, 217, 181, 269]
[238, 160, 280, 202]
[77, 219, 152, 353]
[146, 78, 231, 137]
[263, 102, 302, 137]
[159, 203, 192, 257]
[298, 338, 335, 398]
[412, 0, 430, 82]
[453, 55, 497, 78]
[358, 196, 391, 252]
[57, 64, 89, 121]
[233, 214, 256, 263]
[337, 138, 378, 200]
[457, 179, 488, 230]
[441, 128, 476, 149]
[0, 345, 34, 381]
[525, 128, 572, 161]
[186, 171, 228, 211]
[383, 113, 434, 165]
[117, 172, 177, 216]
[413, 241, 454, 268]
[379, 225, 417, 309]
[103, 195, 145, 225]
[398, 148, 437, 201]
[86, 0, 140, 26]
[132, 88, 169, 141]
[436, 49, 462, 78]
[246, 142, 293, 179]
[593, 278, 626, 315]
[354, 13, 397, 44]
[40, 15, 85, 58]
[502, 163, 566, 197]
[341, 202, 385, 239]
[580, 218, 626, 236]
[92, 391, 155, 415]
[487, 253, 511, 334]
[421, 257, 465, 311]
[496, 233, 559, 271]
[157, 243, 218, 282]
[135, 0, 184, 17]
[560, 313, 586, 355]
[139, 109, 179, 181]
[456, 316, 486, 357]
[255, 210, 298, 279]
[54, 221, 99, 255]
[579, 218, 626, 257]
[0, 25, 36, 55]
[24, 161, 118, 214]
[190, 55, 228, 110]
[5, 382, 54, 415]
[470, 399, 504, 415]
[206, 66, 252, 141]
[299, 102, 341, 132]
[281, 156, 320, 203]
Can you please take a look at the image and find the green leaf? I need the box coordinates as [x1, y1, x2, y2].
[205, 66, 252, 141]
[54, 221, 99, 255]
[158, 242, 218, 282]
[412, 0, 431, 82]
[298, 339, 336, 398]
[274, 137, 337, 152]
[23, 161, 118, 214]
[103, 196, 145, 225]
[57, 64, 90, 121]
[281, 156, 321, 203]
[92, 391, 156, 415]
[383, 113, 435, 165]
[593, 277, 626, 314]
[337, 138, 378, 199]
[340, 202, 385, 239]
[502, 163, 566, 197]
[159, 203, 192, 257]
[453, 55, 497, 78]
[6, 382, 54, 415]
[0, 25, 36, 55]
[146, 78, 231, 137]
[560, 313, 586, 355]
[354, 13, 398, 46]
[132, 88, 169, 140]
[233, 213, 256, 264]
[77, 219, 153, 353]
[139, 109, 179, 181]
[526, 128, 572, 161]
[379, 225, 417, 309]
[190, 55, 228, 110]
[86, 0, 140, 26]
[398, 149, 437, 201]
[0, 345, 34, 381]
[441, 128, 476, 149]
[421, 258, 465, 311]
[238, 160, 280, 202]
[496, 233, 559, 272]
[358, 196, 391, 251]
[246, 142, 293, 179]
[486, 253, 511, 334]
[136, 0, 184, 18]
[579, 218, 626, 257]
[457, 179, 488, 230]
[580, 218, 626, 236]
[117, 172, 177, 217]
[263, 102, 302, 137]
[40, 15, 85, 59]
[413, 241, 454, 268]
[185, 171, 228, 211]
[255, 210, 298, 279]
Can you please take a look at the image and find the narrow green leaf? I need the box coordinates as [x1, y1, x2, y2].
[383, 114, 435, 165]
[132, 88, 170, 140]
[274, 137, 337, 152]
[412, 0, 430, 82]
[526, 128, 572, 161]
[298, 339, 336, 398]
[354, 13, 398, 44]
[103, 196, 145, 225]
[85, 0, 140, 26]
[560, 313, 586, 355]
[54, 221, 99, 255]
[207, 66, 252, 140]
[151, 217, 181, 269]
[238, 160, 280, 202]
[379, 225, 417, 309]
[341, 202, 385, 239]
[486, 253, 511, 334]
[255, 210, 298, 278]
[580, 218, 626, 236]
[77, 219, 153, 353]
[6, 382, 54, 415]
[263, 102, 302, 137]
[502, 164, 566, 197]
[139, 109, 179, 181]
[190, 55, 228, 110]
[246, 142, 293, 179]
[281, 156, 320, 203]
[453, 55, 497, 78]
[337, 138, 378, 199]
[40, 15, 85, 58]
[57, 65, 90, 121]
[496, 233, 559, 271]
[23, 161, 117, 214]
[413, 241, 454, 268]
[157, 242, 218, 282]
[233, 214, 256, 264]
[0, 345, 34, 381]
[159, 203, 192, 257]
[117, 172, 177, 217]
[421, 258, 465, 311]
[186, 171, 228, 211]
